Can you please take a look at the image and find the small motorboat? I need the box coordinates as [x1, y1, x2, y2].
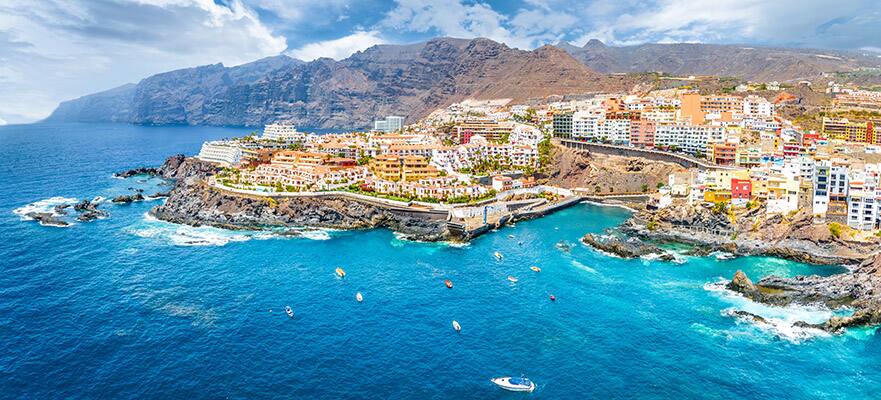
[444, 279, 453, 289]
[508, 234, 515, 239]
[507, 276, 518, 283]
[335, 267, 346, 278]
[356, 292, 363, 302]
[530, 266, 541, 272]
[494, 252, 503, 261]
[452, 320, 461, 333]
[491, 376, 535, 392]
[549, 294, 556, 301]
[285, 305, 294, 318]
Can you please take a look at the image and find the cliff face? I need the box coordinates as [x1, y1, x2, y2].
[557, 40, 881, 81]
[46, 38, 627, 129]
[147, 156, 451, 240]
[544, 144, 679, 194]
[726, 252, 881, 332]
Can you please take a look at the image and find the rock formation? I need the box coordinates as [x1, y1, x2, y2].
[727, 253, 881, 331]
[47, 38, 629, 129]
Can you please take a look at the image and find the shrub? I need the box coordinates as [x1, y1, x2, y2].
[829, 222, 843, 239]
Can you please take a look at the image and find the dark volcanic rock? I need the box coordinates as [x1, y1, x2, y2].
[726, 254, 881, 331]
[26, 212, 69, 227]
[151, 180, 452, 241]
[581, 233, 667, 259]
[112, 193, 145, 204]
[54, 204, 70, 215]
[115, 166, 159, 178]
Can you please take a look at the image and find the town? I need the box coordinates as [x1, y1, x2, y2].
[195, 77, 881, 235]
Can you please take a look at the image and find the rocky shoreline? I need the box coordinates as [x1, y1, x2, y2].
[576, 198, 881, 331]
[618, 200, 870, 266]
[123, 156, 455, 241]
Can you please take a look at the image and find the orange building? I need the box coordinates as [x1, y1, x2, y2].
[680, 93, 705, 125]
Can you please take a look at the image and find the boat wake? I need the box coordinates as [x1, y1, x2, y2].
[129, 212, 333, 246]
[570, 259, 598, 274]
[703, 278, 842, 343]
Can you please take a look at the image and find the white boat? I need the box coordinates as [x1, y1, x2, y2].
[494, 251, 503, 260]
[356, 292, 363, 302]
[285, 305, 293, 318]
[714, 252, 736, 261]
[491, 376, 535, 392]
[452, 320, 461, 332]
[507, 276, 518, 283]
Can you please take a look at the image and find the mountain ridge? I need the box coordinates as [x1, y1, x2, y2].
[46, 37, 881, 129]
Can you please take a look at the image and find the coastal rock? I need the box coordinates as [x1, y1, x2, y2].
[77, 210, 106, 222]
[727, 270, 760, 300]
[71, 198, 108, 221]
[114, 155, 218, 183]
[724, 255, 881, 331]
[581, 233, 667, 259]
[114, 166, 159, 178]
[151, 180, 452, 241]
[26, 212, 69, 227]
[725, 309, 768, 324]
[54, 204, 70, 216]
[73, 199, 99, 212]
[150, 191, 171, 198]
[112, 193, 145, 204]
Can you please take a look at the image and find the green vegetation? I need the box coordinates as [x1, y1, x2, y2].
[647, 220, 658, 231]
[829, 222, 843, 239]
[711, 201, 728, 215]
[641, 184, 649, 193]
[656, 182, 665, 189]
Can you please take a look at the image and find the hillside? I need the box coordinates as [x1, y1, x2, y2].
[47, 38, 628, 129]
[557, 40, 881, 81]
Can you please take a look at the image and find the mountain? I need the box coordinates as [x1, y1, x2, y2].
[556, 40, 881, 81]
[46, 38, 627, 129]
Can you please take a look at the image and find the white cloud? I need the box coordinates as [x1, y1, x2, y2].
[0, 0, 287, 121]
[381, 0, 530, 48]
[287, 30, 385, 61]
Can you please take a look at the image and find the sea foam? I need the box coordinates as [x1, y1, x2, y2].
[704, 278, 841, 343]
[131, 212, 333, 246]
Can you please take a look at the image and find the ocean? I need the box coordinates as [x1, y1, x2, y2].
[1, 123, 879, 399]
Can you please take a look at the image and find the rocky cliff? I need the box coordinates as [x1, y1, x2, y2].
[557, 39, 881, 81]
[47, 38, 626, 129]
[143, 156, 451, 240]
[622, 199, 874, 265]
[726, 252, 881, 332]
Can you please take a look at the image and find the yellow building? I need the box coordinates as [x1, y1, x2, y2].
[371, 155, 439, 182]
[372, 155, 403, 181]
[822, 117, 870, 143]
[401, 156, 439, 182]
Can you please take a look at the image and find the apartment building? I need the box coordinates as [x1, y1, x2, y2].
[262, 123, 304, 143]
[653, 124, 725, 155]
[197, 141, 244, 167]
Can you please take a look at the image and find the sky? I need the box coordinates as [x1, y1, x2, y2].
[1, 0, 880, 124]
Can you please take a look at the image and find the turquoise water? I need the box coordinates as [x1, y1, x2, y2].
[1, 123, 879, 398]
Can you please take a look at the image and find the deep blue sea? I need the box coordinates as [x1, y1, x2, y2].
[1, 123, 879, 399]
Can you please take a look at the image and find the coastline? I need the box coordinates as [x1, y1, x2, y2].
[141, 156, 583, 243]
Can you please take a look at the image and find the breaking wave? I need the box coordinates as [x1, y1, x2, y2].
[704, 278, 844, 343]
[129, 213, 333, 246]
[13, 196, 78, 221]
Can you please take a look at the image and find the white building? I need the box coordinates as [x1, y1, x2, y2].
[262, 123, 305, 143]
[597, 119, 631, 144]
[846, 169, 881, 230]
[653, 124, 724, 155]
[571, 109, 604, 140]
[197, 141, 244, 167]
[374, 116, 404, 132]
[743, 95, 774, 118]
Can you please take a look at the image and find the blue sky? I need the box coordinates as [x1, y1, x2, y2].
[1, 0, 880, 123]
